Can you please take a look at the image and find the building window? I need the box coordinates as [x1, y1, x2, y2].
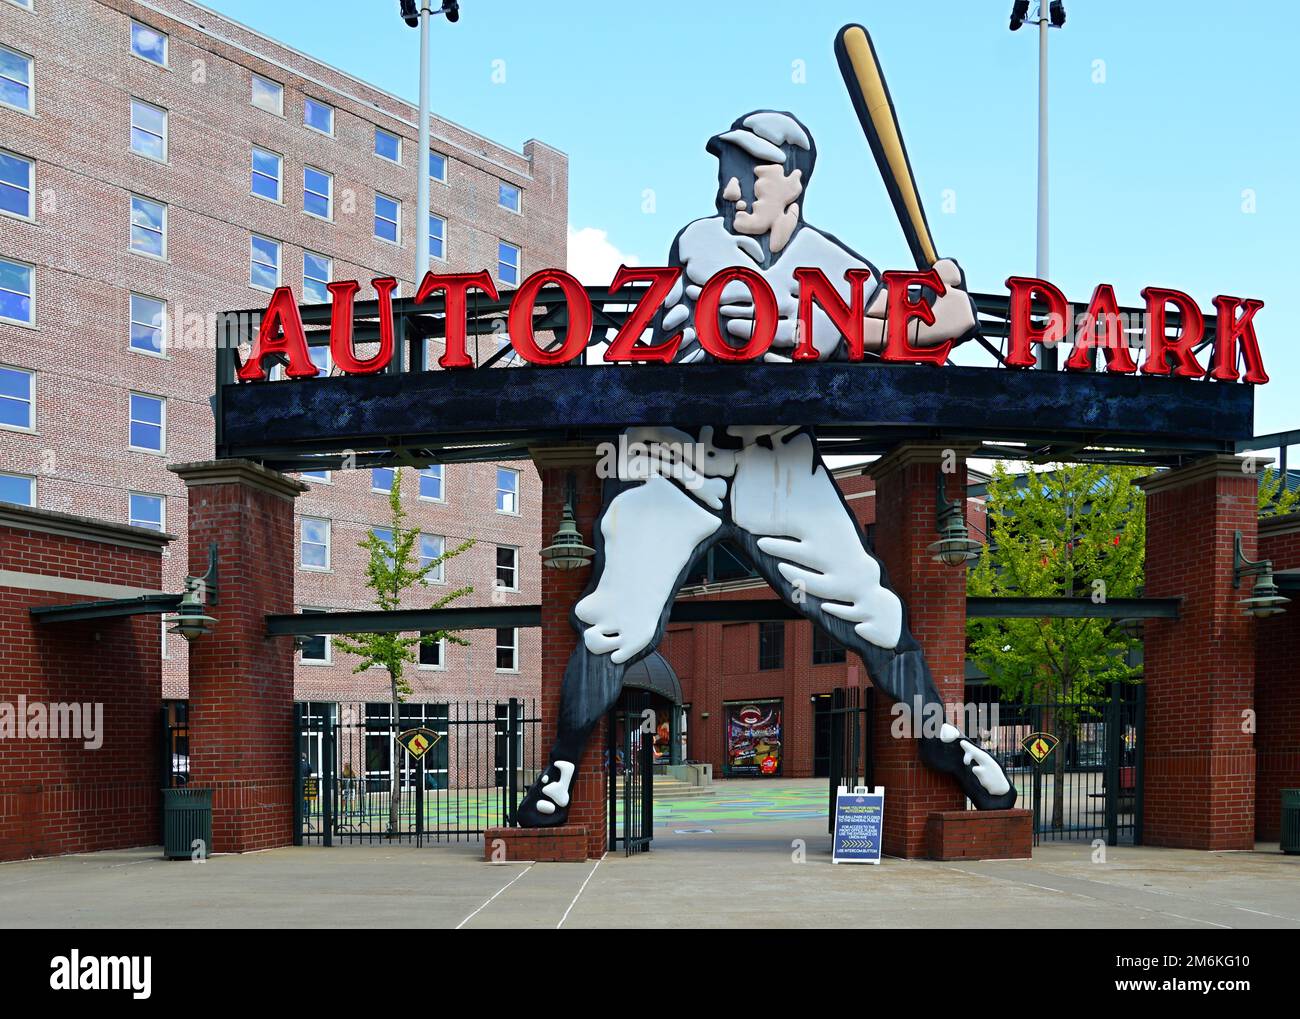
[418, 633, 444, 669]
[495, 627, 518, 671]
[303, 252, 332, 304]
[495, 545, 518, 591]
[129, 21, 167, 66]
[420, 534, 445, 582]
[0, 472, 34, 507]
[250, 235, 280, 291]
[418, 465, 443, 501]
[758, 621, 785, 671]
[375, 128, 401, 163]
[130, 99, 167, 161]
[0, 45, 32, 115]
[0, 150, 34, 219]
[301, 469, 330, 484]
[812, 626, 847, 665]
[303, 97, 334, 136]
[251, 73, 283, 115]
[0, 364, 34, 430]
[374, 193, 400, 244]
[429, 151, 447, 183]
[251, 147, 282, 202]
[129, 492, 165, 531]
[495, 467, 519, 514]
[371, 467, 394, 493]
[0, 259, 34, 326]
[429, 213, 446, 261]
[303, 166, 332, 220]
[372, 526, 395, 568]
[6, 0, 34, 10]
[301, 517, 330, 570]
[128, 392, 165, 453]
[129, 294, 166, 356]
[129, 195, 166, 258]
[498, 181, 521, 213]
[497, 241, 521, 286]
[300, 608, 331, 664]
[308, 341, 330, 377]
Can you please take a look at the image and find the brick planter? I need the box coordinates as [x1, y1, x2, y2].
[925, 808, 1032, 861]
[483, 825, 590, 862]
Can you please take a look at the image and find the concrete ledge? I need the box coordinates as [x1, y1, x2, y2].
[0, 504, 174, 552]
[483, 825, 589, 862]
[926, 809, 1033, 861]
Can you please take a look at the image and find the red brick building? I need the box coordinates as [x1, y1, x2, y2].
[0, 0, 560, 707]
[0, 503, 167, 860]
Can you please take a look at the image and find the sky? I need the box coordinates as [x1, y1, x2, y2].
[201, 0, 1299, 439]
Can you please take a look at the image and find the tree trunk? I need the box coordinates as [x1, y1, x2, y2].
[389, 669, 401, 835]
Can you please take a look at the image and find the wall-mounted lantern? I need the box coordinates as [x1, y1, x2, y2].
[162, 543, 219, 641]
[926, 473, 981, 566]
[540, 474, 595, 570]
[1233, 530, 1289, 618]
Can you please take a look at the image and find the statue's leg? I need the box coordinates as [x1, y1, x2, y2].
[515, 476, 722, 827]
[729, 429, 1016, 810]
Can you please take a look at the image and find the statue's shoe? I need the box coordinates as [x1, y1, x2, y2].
[919, 723, 1018, 811]
[513, 760, 577, 828]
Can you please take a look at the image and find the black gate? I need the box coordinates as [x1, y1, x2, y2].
[984, 681, 1145, 846]
[608, 689, 653, 855]
[159, 702, 188, 788]
[296, 699, 540, 846]
[825, 686, 874, 832]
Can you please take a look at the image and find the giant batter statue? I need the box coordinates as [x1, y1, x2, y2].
[515, 109, 1017, 827]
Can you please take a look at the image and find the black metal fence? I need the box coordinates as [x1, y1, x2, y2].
[825, 686, 875, 832]
[296, 699, 541, 846]
[983, 682, 1145, 846]
[609, 690, 653, 855]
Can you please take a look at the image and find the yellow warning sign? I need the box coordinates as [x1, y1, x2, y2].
[397, 726, 443, 760]
[1020, 731, 1059, 765]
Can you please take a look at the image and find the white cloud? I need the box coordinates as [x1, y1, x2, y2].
[567, 225, 641, 285]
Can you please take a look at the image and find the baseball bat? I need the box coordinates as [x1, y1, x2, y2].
[835, 24, 939, 270]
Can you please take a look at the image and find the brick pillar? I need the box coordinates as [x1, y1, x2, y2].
[170, 460, 306, 854]
[531, 445, 607, 859]
[1138, 455, 1259, 850]
[867, 444, 973, 857]
[1255, 511, 1300, 841]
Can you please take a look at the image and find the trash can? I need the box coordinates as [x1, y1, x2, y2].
[162, 787, 212, 860]
[1282, 790, 1300, 855]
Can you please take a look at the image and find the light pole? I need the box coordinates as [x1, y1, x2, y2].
[1011, 1, 1066, 369]
[399, 1, 460, 286]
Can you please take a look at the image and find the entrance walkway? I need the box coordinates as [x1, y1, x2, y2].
[2, 825, 1296, 929]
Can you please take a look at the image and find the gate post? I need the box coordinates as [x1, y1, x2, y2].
[1137, 455, 1259, 851]
[868, 444, 973, 857]
[532, 445, 606, 859]
[171, 460, 306, 854]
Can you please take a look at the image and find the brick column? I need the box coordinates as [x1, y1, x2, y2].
[1256, 511, 1300, 841]
[170, 460, 306, 854]
[1138, 455, 1259, 850]
[867, 444, 973, 857]
[531, 445, 607, 859]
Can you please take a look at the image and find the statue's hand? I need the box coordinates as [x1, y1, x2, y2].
[913, 257, 977, 348]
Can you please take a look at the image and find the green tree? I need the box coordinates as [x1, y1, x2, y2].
[336, 468, 474, 835]
[967, 462, 1148, 829]
[1258, 467, 1300, 518]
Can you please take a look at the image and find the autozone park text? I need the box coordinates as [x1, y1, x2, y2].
[234, 266, 1270, 385]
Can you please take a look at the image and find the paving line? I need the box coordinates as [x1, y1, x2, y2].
[943, 864, 1231, 928]
[556, 854, 605, 929]
[455, 863, 533, 929]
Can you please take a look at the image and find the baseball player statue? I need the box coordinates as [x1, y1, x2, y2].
[515, 111, 1017, 828]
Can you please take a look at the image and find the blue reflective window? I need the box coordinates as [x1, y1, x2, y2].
[130, 22, 167, 66]
[0, 259, 33, 325]
[0, 151, 33, 217]
[129, 393, 165, 452]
